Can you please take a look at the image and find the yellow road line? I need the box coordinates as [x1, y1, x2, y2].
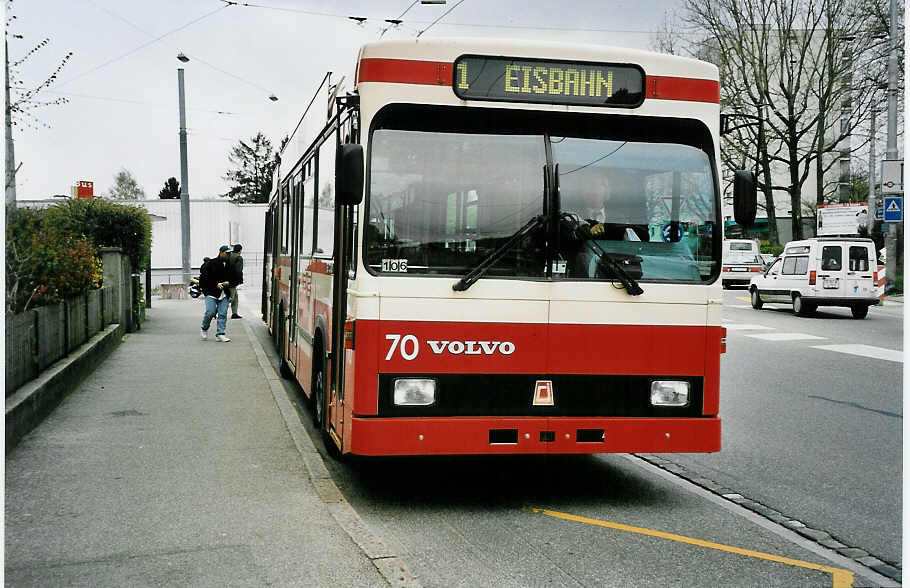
[736, 296, 751, 302]
[530, 507, 853, 588]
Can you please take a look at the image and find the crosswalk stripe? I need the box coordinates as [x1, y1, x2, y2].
[811, 344, 903, 363]
[746, 333, 827, 341]
[723, 324, 774, 331]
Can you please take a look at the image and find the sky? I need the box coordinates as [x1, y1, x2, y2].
[7, 0, 685, 201]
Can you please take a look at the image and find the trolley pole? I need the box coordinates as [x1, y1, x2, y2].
[178, 67, 192, 285]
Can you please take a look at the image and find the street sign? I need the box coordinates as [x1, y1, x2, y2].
[881, 160, 903, 195]
[883, 196, 902, 222]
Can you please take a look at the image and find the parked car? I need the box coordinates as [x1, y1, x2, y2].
[748, 237, 878, 318]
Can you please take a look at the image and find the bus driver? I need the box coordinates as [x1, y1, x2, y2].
[567, 169, 611, 237]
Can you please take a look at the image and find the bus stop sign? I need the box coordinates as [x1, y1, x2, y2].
[883, 196, 903, 222]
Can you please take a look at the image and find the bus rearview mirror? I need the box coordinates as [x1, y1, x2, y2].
[336, 144, 364, 206]
[733, 170, 757, 227]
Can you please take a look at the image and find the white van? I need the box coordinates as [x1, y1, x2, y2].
[724, 238, 760, 257]
[721, 239, 762, 288]
[748, 237, 878, 318]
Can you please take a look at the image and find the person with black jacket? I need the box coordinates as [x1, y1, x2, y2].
[199, 245, 236, 342]
[228, 243, 244, 319]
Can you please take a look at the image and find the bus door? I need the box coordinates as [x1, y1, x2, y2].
[286, 176, 302, 372]
[324, 123, 347, 446]
[268, 201, 280, 336]
[297, 168, 316, 387]
[264, 205, 273, 326]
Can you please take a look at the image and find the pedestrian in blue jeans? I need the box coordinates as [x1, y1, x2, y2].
[199, 245, 237, 342]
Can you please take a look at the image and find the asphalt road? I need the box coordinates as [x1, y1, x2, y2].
[661, 290, 903, 566]
[247, 313, 890, 587]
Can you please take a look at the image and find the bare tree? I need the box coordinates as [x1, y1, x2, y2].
[5, 0, 73, 203]
[107, 168, 145, 200]
[650, 10, 685, 55]
[683, 0, 897, 242]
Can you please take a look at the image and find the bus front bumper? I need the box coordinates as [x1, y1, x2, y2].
[347, 416, 720, 456]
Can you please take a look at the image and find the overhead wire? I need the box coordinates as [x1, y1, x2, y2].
[180, 52, 278, 98]
[74, 0, 278, 99]
[13, 88, 239, 115]
[379, 0, 419, 38]
[216, 0, 680, 36]
[417, 0, 467, 37]
[59, 4, 230, 87]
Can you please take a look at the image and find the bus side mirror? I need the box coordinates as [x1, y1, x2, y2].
[733, 170, 757, 227]
[336, 144, 364, 206]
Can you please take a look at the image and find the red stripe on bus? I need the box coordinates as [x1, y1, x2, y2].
[357, 58, 453, 86]
[358, 58, 719, 103]
[645, 75, 719, 103]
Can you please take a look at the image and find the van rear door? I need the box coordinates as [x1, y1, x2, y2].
[846, 244, 875, 298]
[818, 243, 846, 297]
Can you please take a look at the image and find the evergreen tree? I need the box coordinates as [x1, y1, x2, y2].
[158, 177, 180, 199]
[223, 132, 280, 203]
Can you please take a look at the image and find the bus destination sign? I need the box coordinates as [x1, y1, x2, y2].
[453, 55, 645, 107]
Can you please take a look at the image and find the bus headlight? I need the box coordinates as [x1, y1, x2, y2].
[650, 381, 690, 407]
[393, 378, 436, 406]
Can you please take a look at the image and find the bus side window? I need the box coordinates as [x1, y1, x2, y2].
[281, 184, 290, 254]
[315, 137, 336, 257]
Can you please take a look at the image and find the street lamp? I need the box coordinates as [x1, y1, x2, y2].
[177, 53, 192, 285]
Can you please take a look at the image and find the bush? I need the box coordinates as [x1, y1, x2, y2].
[760, 241, 784, 257]
[6, 208, 102, 312]
[6, 198, 151, 313]
[41, 198, 152, 270]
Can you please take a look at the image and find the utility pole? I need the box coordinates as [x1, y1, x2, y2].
[883, 0, 901, 291]
[177, 66, 192, 284]
[5, 39, 17, 205]
[868, 107, 877, 234]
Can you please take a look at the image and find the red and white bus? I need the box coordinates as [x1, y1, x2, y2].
[263, 38, 755, 457]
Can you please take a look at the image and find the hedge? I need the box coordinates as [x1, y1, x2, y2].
[40, 198, 152, 270]
[6, 200, 152, 313]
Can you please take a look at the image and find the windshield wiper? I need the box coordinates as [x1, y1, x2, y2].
[562, 213, 644, 296]
[452, 214, 546, 292]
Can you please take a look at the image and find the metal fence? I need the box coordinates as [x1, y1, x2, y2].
[5, 283, 126, 397]
[6, 311, 37, 395]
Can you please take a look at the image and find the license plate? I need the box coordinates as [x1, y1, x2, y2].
[823, 277, 839, 288]
[730, 267, 747, 272]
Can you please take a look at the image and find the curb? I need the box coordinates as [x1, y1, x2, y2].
[241, 316, 421, 588]
[636, 454, 902, 585]
[5, 323, 123, 453]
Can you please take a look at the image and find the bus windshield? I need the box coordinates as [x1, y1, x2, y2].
[365, 106, 718, 283]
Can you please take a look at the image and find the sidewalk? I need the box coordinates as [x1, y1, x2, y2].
[5, 298, 387, 587]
